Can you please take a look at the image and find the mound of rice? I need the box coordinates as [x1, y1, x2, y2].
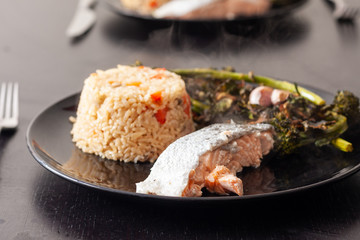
[71, 65, 195, 163]
[120, 0, 170, 15]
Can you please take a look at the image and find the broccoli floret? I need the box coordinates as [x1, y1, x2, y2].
[332, 90, 360, 128]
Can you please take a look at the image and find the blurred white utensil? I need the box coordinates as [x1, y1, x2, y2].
[326, 0, 358, 21]
[66, 0, 97, 38]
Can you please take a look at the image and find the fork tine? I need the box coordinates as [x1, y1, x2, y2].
[5, 82, 13, 119]
[348, 8, 358, 18]
[342, 7, 358, 20]
[342, 8, 351, 19]
[0, 83, 6, 119]
[13, 82, 19, 120]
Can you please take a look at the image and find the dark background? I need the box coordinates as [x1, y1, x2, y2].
[1, 0, 360, 239]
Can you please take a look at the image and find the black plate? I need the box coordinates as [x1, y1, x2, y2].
[26, 87, 360, 203]
[102, 0, 308, 22]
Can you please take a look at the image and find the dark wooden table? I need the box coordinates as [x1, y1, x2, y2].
[1, 0, 360, 239]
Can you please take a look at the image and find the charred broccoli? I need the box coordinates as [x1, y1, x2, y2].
[173, 68, 358, 154]
[331, 90, 360, 128]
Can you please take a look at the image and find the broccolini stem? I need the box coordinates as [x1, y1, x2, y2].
[172, 68, 326, 105]
[331, 138, 354, 152]
[191, 98, 210, 113]
[317, 113, 353, 152]
[250, 75, 326, 105]
[314, 113, 349, 147]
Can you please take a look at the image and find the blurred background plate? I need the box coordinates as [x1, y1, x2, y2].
[102, 0, 308, 22]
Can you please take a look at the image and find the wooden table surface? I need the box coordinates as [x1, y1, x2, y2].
[1, 0, 360, 239]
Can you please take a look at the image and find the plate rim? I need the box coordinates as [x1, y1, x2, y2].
[26, 87, 360, 203]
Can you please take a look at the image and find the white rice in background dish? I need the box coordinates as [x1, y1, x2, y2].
[70, 65, 195, 163]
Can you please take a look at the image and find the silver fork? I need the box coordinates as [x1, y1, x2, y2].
[326, 0, 359, 21]
[0, 82, 19, 132]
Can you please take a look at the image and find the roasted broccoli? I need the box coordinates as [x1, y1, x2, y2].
[331, 90, 360, 128]
[172, 68, 359, 154]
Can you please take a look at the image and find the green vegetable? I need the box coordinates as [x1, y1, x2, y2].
[331, 90, 360, 128]
[191, 99, 210, 114]
[172, 68, 325, 105]
[266, 96, 349, 154]
[172, 68, 358, 154]
[332, 138, 354, 152]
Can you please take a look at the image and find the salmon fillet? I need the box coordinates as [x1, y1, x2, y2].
[136, 123, 274, 197]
